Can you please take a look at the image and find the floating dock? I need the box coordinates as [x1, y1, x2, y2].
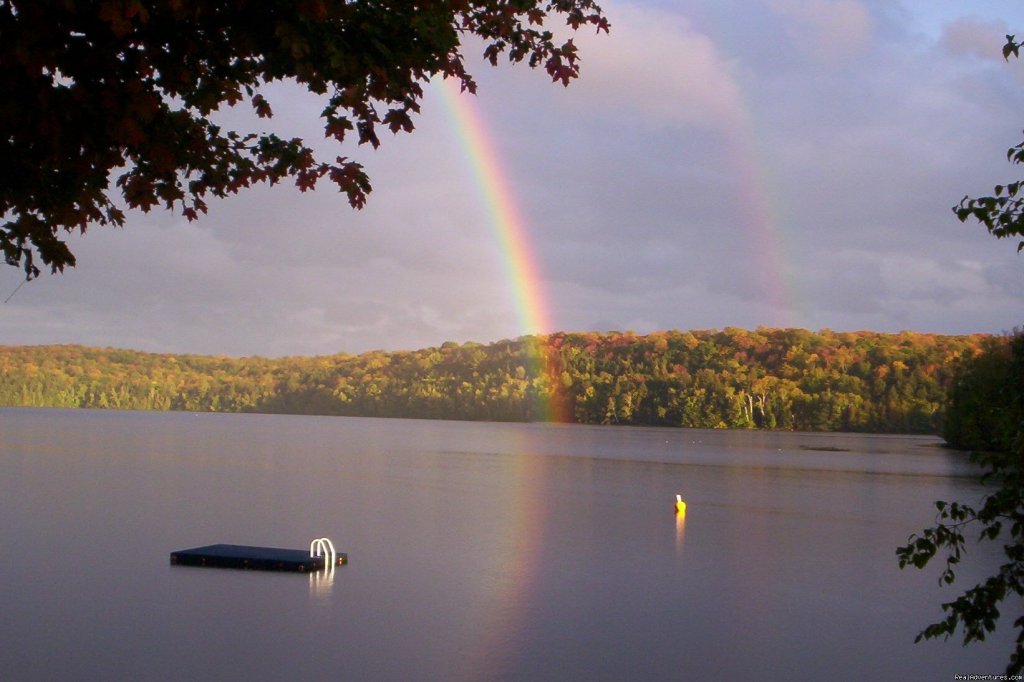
[170, 539, 347, 572]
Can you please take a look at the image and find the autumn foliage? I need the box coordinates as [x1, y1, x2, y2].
[0, 328, 989, 433]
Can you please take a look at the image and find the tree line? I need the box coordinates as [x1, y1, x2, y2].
[0, 327, 996, 433]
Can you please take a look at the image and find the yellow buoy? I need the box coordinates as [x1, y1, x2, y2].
[675, 494, 687, 514]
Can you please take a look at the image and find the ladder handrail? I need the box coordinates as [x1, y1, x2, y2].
[309, 537, 336, 569]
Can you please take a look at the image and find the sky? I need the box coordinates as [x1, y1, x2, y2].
[3, 0, 1024, 358]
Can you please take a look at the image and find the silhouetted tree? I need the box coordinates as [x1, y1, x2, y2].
[899, 36, 1024, 675]
[0, 0, 607, 277]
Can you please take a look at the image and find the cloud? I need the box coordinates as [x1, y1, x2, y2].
[940, 17, 1011, 62]
[5, 0, 1024, 356]
[566, 3, 745, 129]
[769, 0, 873, 65]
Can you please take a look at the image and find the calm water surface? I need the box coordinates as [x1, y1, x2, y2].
[0, 408, 1013, 680]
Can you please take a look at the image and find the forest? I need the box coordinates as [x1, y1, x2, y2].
[0, 328, 999, 434]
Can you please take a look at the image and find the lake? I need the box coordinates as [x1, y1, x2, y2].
[0, 408, 1013, 680]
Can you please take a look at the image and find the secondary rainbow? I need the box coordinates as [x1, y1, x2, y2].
[726, 100, 805, 328]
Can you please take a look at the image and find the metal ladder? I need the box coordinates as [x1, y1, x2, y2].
[309, 537, 337, 569]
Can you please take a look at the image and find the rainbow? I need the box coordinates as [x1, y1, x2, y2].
[436, 78, 571, 422]
[436, 78, 552, 337]
[725, 101, 804, 327]
[435, 77, 564, 676]
[663, 4, 805, 327]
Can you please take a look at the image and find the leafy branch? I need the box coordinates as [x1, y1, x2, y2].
[898, 334, 1024, 675]
[0, 1, 609, 279]
[954, 34, 1024, 252]
[932, 37, 1024, 670]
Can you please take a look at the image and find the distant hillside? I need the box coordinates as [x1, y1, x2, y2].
[0, 328, 994, 433]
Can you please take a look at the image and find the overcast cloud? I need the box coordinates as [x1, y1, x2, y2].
[2, 0, 1023, 357]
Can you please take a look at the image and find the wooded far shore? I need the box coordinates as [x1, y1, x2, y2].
[0, 327, 1000, 434]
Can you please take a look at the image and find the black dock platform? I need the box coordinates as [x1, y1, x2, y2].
[170, 544, 348, 572]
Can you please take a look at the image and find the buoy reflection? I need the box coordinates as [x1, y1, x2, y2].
[675, 494, 687, 558]
[675, 506, 687, 556]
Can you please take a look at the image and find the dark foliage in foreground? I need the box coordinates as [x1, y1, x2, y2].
[902, 33, 1024, 671]
[0, 0, 607, 278]
[899, 330, 1024, 674]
